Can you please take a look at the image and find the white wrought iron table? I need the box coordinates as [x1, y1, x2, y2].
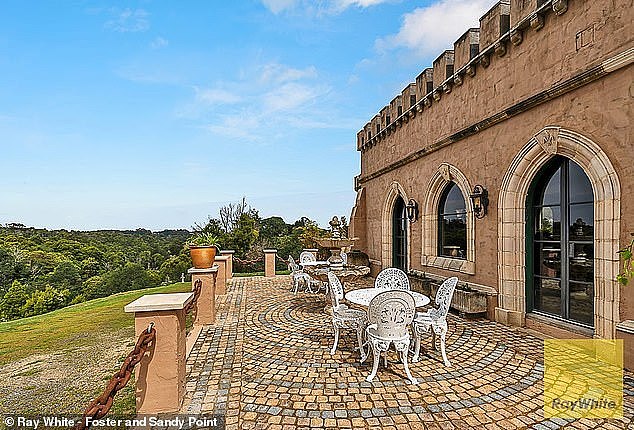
[345, 288, 430, 308]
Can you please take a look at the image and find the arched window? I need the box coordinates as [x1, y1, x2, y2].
[438, 182, 467, 259]
[528, 156, 594, 327]
[392, 196, 407, 270]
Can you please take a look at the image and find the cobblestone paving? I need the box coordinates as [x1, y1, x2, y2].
[182, 276, 634, 429]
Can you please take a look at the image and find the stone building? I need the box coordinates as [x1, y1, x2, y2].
[349, 1, 633, 364]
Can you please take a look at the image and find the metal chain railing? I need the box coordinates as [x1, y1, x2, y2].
[184, 278, 202, 317]
[74, 322, 156, 430]
[233, 256, 262, 267]
[275, 254, 290, 265]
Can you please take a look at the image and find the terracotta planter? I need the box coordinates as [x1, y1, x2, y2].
[189, 246, 217, 269]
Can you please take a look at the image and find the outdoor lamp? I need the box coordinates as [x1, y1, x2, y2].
[405, 198, 419, 222]
[469, 185, 489, 219]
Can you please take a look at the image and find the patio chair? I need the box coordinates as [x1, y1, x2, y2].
[411, 276, 458, 367]
[299, 251, 316, 264]
[374, 267, 410, 290]
[327, 271, 368, 362]
[341, 251, 348, 266]
[364, 290, 417, 384]
[288, 255, 311, 294]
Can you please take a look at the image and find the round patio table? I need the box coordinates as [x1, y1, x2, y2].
[345, 288, 430, 308]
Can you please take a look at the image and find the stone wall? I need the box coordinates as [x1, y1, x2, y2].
[350, 0, 634, 337]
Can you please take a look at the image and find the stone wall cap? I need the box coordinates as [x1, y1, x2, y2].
[303, 248, 319, 252]
[263, 249, 278, 253]
[188, 265, 219, 274]
[616, 320, 634, 334]
[124, 292, 194, 313]
[219, 250, 236, 254]
[214, 255, 229, 261]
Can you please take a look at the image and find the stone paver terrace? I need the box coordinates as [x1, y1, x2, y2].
[182, 276, 634, 429]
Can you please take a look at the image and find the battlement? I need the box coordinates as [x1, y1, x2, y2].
[357, 0, 571, 152]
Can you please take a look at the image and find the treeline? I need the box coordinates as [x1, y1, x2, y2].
[0, 201, 325, 321]
[0, 226, 191, 321]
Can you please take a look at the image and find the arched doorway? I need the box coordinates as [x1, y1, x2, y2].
[392, 196, 407, 270]
[526, 156, 594, 327]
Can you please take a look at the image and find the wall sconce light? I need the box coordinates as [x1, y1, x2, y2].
[469, 185, 489, 219]
[405, 198, 419, 222]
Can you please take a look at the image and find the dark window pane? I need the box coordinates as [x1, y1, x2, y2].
[535, 244, 561, 278]
[442, 183, 466, 215]
[569, 161, 593, 203]
[540, 167, 561, 205]
[569, 243, 594, 283]
[569, 203, 594, 240]
[440, 215, 466, 259]
[569, 281, 594, 326]
[534, 278, 561, 316]
[535, 206, 561, 241]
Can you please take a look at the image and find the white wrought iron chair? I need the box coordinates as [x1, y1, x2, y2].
[327, 271, 368, 362]
[364, 290, 417, 384]
[411, 276, 458, 367]
[288, 255, 311, 294]
[341, 251, 348, 266]
[299, 251, 316, 264]
[374, 267, 410, 290]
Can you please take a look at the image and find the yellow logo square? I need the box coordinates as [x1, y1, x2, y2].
[544, 339, 623, 418]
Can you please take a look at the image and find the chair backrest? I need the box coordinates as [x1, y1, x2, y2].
[288, 255, 300, 273]
[374, 267, 410, 290]
[432, 277, 458, 320]
[368, 290, 415, 338]
[299, 251, 316, 264]
[341, 252, 348, 266]
[327, 271, 344, 308]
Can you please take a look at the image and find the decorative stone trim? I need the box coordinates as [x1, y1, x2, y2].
[421, 164, 476, 275]
[510, 30, 523, 46]
[552, 0, 568, 15]
[497, 127, 621, 339]
[494, 42, 507, 57]
[381, 181, 411, 269]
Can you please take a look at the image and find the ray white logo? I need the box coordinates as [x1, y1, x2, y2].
[551, 398, 617, 411]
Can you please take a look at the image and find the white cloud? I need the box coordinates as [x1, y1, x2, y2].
[259, 64, 317, 84]
[261, 0, 391, 14]
[376, 0, 492, 57]
[261, 0, 297, 14]
[195, 88, 242, 105]
[104, 8, 150, 33]
[150, 36, 169, 49]
[184, 62, 356, 142]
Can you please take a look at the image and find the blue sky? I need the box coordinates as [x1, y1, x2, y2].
[0, 0, 493, 230]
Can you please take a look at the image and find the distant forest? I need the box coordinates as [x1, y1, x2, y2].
[0, 201, 325, 321]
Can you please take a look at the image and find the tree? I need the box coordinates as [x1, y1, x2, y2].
[21, 285, 69, 317]
[47, 261, 82, 297]
[1, 280, 28, 320]
[230, 213, 259, 256]
[259, 217, 289, 242]
[218, 197, 249, 233]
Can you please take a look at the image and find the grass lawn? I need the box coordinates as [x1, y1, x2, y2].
[0, 282, 191, 366]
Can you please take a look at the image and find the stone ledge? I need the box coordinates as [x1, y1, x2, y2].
[616, 320, 634, 335]
[124, 292, 194, 313]
[188, 265, 219, 274]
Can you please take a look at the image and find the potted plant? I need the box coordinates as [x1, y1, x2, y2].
[188, 232, 220, 269]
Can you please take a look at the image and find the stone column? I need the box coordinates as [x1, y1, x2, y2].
[219, 250, 235, 279]
[303, 248, 318, 259]
[213, 256, 228, 295]
[187, 266, 218, 325]
[124, 292, 193, 413]
[263, 249, 277, 278]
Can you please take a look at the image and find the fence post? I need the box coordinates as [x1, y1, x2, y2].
[124, 293, 192, 413]
[263, 249, 277, 277]
[213, 256, 228, 294]
[220, 250, 235, 279]
[187, 266, 218, 325]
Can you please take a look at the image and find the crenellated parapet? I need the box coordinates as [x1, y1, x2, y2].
[356, 0, 570, 152]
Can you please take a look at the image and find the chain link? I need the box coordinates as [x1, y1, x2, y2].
[184, 278, 202, 317]
[74, 323, 156, 430]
